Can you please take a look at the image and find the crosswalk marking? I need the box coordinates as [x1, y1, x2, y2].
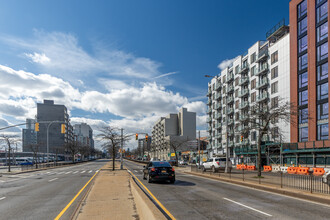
[81, 171, 86, 173]
[65, 171, 72, 174]
[58, 172, 64, 174]
[0, 197, 6, 201]
[88, 170, 92, 173]
[48, 178, 58, 182]
[73, 171, 79, 174]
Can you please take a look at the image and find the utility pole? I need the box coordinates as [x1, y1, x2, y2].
[225, 132, 229, 173]
[198, 130, 200, 167]
[120, 128, 123, 170]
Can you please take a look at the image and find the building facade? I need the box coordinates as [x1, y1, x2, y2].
[36, 100, 73, 153]
[151, 108, 196, 160]
[207, 22, 291, 162]
[22, 118, 37, 152]
[73, 123, 94, 149]
[289, 0, 330, 165]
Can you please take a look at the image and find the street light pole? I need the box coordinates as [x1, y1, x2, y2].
[120, 128, 123, 170]
[46, 121, 65, 164]
[198, 130, 200, 167]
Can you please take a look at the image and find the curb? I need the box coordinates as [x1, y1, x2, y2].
[186, 171, 330, 205]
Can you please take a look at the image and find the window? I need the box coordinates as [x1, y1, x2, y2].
[251, 131, 256, 141]
[272, 127, 279, 139]
[318, 123, 328, 140]
[235, 77, 239, 86]
[317, 62, 328, 82]
[271, 81, 278, 94]
[298, 17, 307, 35]
[299, 90, 308, 105]
[298, 35, 308, 53]
[271, 51, 278, 64]
[251, 66, 255, 76]
[317, 82, 328, 100]
[271, 115, 279, 124]
[299, 108, 308, 123]
[235, 89, 238, 97]
[251, 92, 256, 102]
[317, 41, 328, 61]
[271, 66, 278, 79]
[299, 127, 308, 142]
[235, 100, 239, 109]
[235, 65, 239, 74]
[317, 22, 328, 43]
[271, 96, 278, 108]
[298, 0, 307, 19]
[317, 2, 328, 23]
[318, 102, 328, 120]
[223, 86, 226, 93]
[299, 72, 308, 88]
[250, 53, 256, 63]
[251, 79, 256, 89]
[299, 53, 308, 71]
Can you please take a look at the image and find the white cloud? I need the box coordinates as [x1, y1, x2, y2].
[25, 52, 50, 64]
[153, 71, 178, 79]
[217, 56, 239, 70]
[183, 101, 206, 115]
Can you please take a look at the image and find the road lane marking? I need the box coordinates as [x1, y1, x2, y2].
[0, 197, 5, 201]
[134, 170, 138, 173]
[96, 170, 99, 173]
[88, 170, 92, 173]
[73, 171, 78, 174]
[49, 178, 58, 182]
[54, 171, 99, 220]
[223, 198, 272, 217]
[127, 169, 176, 220]
[65, 171, 72, 174]
[58, 172, 64, 174]
[81, 171, 85, 173]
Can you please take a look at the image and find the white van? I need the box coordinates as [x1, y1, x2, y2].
[202, 157, 232, 172]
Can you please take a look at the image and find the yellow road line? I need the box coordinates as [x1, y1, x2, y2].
[127, 169, 176, 220]
[54, 170, 99, 220]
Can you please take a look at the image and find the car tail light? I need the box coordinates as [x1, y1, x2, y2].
[172, 168, 175, 172]
[151, 168, 155, 172]
[217, 162, 219, 165]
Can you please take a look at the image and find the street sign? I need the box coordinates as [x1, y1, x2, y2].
[171, 153, 175, 156]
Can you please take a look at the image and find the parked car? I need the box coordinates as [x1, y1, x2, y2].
[202, 157, 232, 172]
[16, 158, 33, 166]
[179, 160, 188, 165]
[322, 170, 330, 184]
[143, 161, 175, 183]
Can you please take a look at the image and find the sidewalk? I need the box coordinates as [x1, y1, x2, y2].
[75, 161, 166, 220]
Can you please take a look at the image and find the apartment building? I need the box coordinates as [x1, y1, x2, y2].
[207, 22, 290, 161]
[73, 123, 94, 149]
[288, 0, 330, 165]
[22, 119, 38, 152]
[151, 108, 196, 160]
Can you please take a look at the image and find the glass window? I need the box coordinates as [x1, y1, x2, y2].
[299, 90, 308, 105]
[271, 81, 278, 94]
[317, 82, 328, 100]
[299, 127, 308, 142]
[251, 66, 255, 76]
[299, 108, 308, 123]
[298, 0, 307, 19]
[299, 53, 308, 71]
[317, 123, 328, 140]
[318, 102, 328, 120]
[271, 51, 278, 64]
[250, 53, 256, 63]
[298, 17, 308, 35]
[298, 35, 308, 53]
[271, 66, 278, 79]
[299, 71, 308, 88]
[317, 22, 328, 42]
[317, 41, 328, 61]
[317, 62, 328, 81]
[317, 2, 328, 23]
[271, 96, 278, 108]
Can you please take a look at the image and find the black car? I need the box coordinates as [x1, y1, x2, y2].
[143, 161, 175, 183]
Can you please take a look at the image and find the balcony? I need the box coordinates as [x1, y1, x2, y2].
[207, 108, 212, 114]
[207, 89, 212, 97]
[207, 99, 212, 105]
[215, 133, 222, 139]
[227, 73, 234, 82]
[227, 107, 234, 115]
[242, 139, 250, 145]
[215, 114, 222, 120]
[207, 117, 212, 123]
[216, 103, 221, 110]
[227, 118, 234, 125]
[227, 96, 234, 104]
[228, 141, 234, 147]
[227, 129, 234, 136]
[239, 114, 249, 121]
[255, 63, 269, 76]
[238, 89, 249, 98]
[207, 127, 212, 132]
[215, 123, 222, 129]
[256, 78, 269, 89]
[256, 50, 269, 62]
[215, 83, 222, 91]
[238, 77, 249, 86]
[227, 85, 234, 93]
[239, 101, 249, 110]
[256, 92, 269, 102]
[238, 64, 249, 74]
[215, 92, 221, 100]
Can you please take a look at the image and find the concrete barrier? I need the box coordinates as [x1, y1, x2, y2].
[272, 166, 281, 172]
[280, 166, 288, 173]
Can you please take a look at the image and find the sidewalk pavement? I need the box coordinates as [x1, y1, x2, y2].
[75, 161, 166, 220]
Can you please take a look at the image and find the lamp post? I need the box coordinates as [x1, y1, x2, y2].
[45, 121, 65, 164]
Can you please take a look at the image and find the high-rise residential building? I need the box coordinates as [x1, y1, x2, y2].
[151, 108, 196, 160]
[138, 137, 151, 158]
[36, 100, 73, 153]
[289, 0, 330, 165]
[207, 21, 290, 161]
[22, 118, 38, 152]
[73, 123, 94, 149]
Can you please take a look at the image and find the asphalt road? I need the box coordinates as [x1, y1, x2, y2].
[124, 160, 330, 220]
[0, 159, 109, 220]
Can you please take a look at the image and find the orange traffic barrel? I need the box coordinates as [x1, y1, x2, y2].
[297, 167, 309, 175]
[263, 165, 272, 172]
[241, 165, 247, 170]
[287, 167, 298, 174]
[313, 168, 325, 176]
[247, 165, 256, 170]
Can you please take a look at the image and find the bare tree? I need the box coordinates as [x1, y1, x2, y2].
[79, 145, 91, 161]
[65, 140, 80, 164]
[166, 136, 190, 166]
[28, 143, 42, 168]
[0, 135, 18, 172]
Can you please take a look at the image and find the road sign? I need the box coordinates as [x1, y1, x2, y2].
[171, 153, 175, 156]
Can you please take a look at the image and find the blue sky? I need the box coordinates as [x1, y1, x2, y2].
[0, 0, 289, 149]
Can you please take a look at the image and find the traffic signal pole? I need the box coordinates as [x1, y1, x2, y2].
[121, 128, 123, 170]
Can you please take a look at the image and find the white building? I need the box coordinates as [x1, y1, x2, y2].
[151, 108, 196, 160]
[73, 123, 94, 149]
[207, 22, 290, 161]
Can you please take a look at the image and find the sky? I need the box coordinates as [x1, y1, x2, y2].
[0, 0, 289, 150]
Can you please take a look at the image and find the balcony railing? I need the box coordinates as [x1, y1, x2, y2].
[228, 141, 234, 147]
[255, 63, 269, 76]
[239, 101, 249, 110]
[257, 92, 269, 102]
[227, 96, 234, 104]
[207, 117, 212, 123]
[256, 50, 269, 62]
[227, 107, 234, 115]
[227, 118, 234, 125]
[207, 99, 212, 105]
[227, 85, 234, 93]
[215, 92, 221, 100]
[207, 89, 212, 97]
[256, 78, 269, 89]
[215, 133, 222, 139]
[238, 89, 249, 98]
[215, 114, 222, 120]
[227, 73, 234, 82]
[215, 123, 222, 129]
[238, 77, 249, 86]
[207, 108, 212, 114]
[238, 64, 249, 74]
[239, 114, 249, 121]
[216, 103, 221, 109]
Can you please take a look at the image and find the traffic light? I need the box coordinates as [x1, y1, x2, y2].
[135, 133, 138, 140]
[61, 124, 66, 134]
[240, 135, 243, 142]
[35, 122, 39, 132]
[145, 134, 148, 142]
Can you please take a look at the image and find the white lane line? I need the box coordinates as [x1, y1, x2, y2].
[0, 180, 5, 183]
[46, 172, 51, 174]
[58, 172, 64, 174]
[73, 171, 79, 174]
[0, 197, 5, 201]
[48, 178, 58, 182]
[81, 171, 86, 173]
[223, 198, 272, 217]
[65, 171, 72, 174]
[134, 170, 138, 173]
[88, 170, 92, 173]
